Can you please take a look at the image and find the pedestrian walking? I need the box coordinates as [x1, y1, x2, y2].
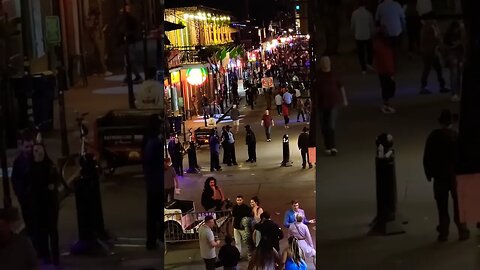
[261, 110, 275, 142]
[317, 56, 348, 156]
[217, 235, 241, 270]
[296, 99, 306, 122]
[404, 0, 422, 57]
[351, 0, 375, 74]
[282, 103, 290, 129]
[283, 89, 293, 108]
[192, 94, 199, 116]
[11, 131, 35, 238]
[231, 105, 240, 134]
[298, 127, 312, 169]
[201, 177, 225, 211]
[443, 20, 465, 102]
[419, 13, 448, 94]
[280, 236, 307, 270]
[304, 99, 311, 122]
[284, 200, 315, 228]
[28, 143, 60, 266]
[275, 92, 283, 115]
[168, 136, 184, 176]
[423, 109, 469, 242]
[247, 239, 282, 270]
[116, 4, 142, 84]
[209, 129, 222, 172]
[0, 208, 39, 270]
[253, 211, 284, 252]
[245, 125, 257, 163]
[265, 87, 273, 110]
[375, 0, 406, 56]
[199, 215, 221, 270]
[374, 28, 397, 113]
[232, 195, 252, 259]
[288, 216, 316, 263]
[142, 114, 163, 250]
[164, 158, 179, 203]
[202, 94, 210, 117]
[223, 125, 238, 166]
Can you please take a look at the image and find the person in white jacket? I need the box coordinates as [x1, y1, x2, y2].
[135, 67, 162, 109]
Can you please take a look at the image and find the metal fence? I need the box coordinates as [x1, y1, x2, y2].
[164, 210, 233, 243]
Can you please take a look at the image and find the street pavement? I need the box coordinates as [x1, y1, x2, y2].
[1, 47, 479, 269]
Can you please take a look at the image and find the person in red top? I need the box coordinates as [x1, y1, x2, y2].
[374, 28, 396, 113]
[317, 56, 348, 156]
[261, 110, 274, 142]
[282, 103, 290, 129]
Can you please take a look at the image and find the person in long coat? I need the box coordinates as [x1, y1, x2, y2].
[288, 215, 316, 261]
[168, 136, 184, 176]
[245, 125, 257, 163]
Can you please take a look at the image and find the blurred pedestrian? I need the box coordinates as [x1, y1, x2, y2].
[217, 235, 240, 270]
[221, 126, 229, 164]
[253, 212, 284, 252]
[317, 56, 348, 156]
[231, 105, 240, 134]
[284, 200, 315, 228]
[283, 89, 293, 109]
[11, 131, 35, 237]
[298, 127, 312, 169]
[275, 92, 283, 115]
[375, 0, 406, 58]
[419, 13, 448, 94]
[280, 236, 307, 270]
[288, 216, 316, 263]
[28, 143, 60, 266]
[282, 103, 290, 129]
[164, 158, 179, 203]
[168, 136, 184, 176]
[443, 20, 465, 102]
[245, 125, 257, 163]
[142, 114, 163, 250]
[247, 239, 282, 270]
[0, 208, 39, 270]
[374, 28, 396, 113]
[224, 126, 238, 166]
[201, 177, 225, 211]
[423, 109, 469, 242]
[199, 215, 221, 270]
[116, 4, 142, 84]
[296, 99, 306, 122]
[351, 0, 375, 74]
[209, 129, 222, 172]
[232, 195, 251, 259]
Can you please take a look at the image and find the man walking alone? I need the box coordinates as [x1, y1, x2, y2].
[298, 127, 313, 169]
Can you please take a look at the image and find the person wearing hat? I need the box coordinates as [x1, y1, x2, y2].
[423, 109, 469, 242]
[0, 208, 39, 270]
[298, 127, 313, 169]
[245, 125, 257, 163]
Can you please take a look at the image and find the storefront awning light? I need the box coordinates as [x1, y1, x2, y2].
[186, 68, 208, 86]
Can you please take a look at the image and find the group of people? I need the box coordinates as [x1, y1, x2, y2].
[198, 182, 316, 270]
[5, 130, 61, 268]
[351, 0, 466, 114]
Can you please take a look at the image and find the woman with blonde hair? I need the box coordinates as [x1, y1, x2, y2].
[281, 236, 308, 270]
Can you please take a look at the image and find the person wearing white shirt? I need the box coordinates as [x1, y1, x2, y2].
[199, 215, 221, 270]
[375, 0, 406, 52]
[275, 92, 283, 115]
[351, 1, 375, 73]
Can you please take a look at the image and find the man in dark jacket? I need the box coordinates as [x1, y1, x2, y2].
[423, 109, 469, 242]
[254, 211, 284, 252]
[209, 129, 221, 172]
[116, 4, 142, 84]
[142, 114, 163, 249]
[232, 195, 251, 259]
[11, 132, 34, 237]
[298, 127, 312, 169]
[245, 125, 257, 163]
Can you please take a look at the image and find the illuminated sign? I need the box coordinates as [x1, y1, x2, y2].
[171, 71, 180, 84]
[186, 68, 208, 86]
